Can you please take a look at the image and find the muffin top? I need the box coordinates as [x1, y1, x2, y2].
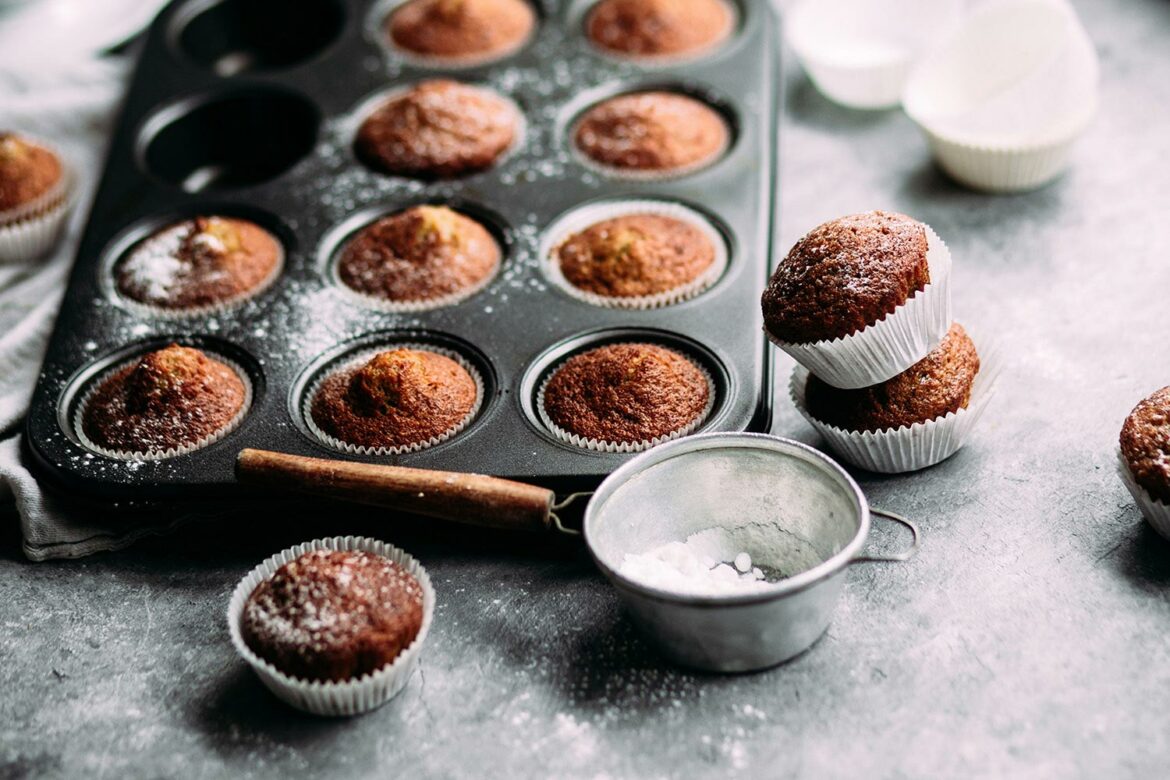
[555, 213, 716, 298]
[0, 133, 63, 213]
[311, 347, 479, 449]
[542, 342, 709, 444]
[1120, 386, 1170, 504]
[586, 0, 733, 59]
[355, 80, 518, 178]
[81, 344, 247, 455]
[115, 217, 282, 310]
[388, 0, 535, 62]
[574, 91, 728, 174]
[241, 549, 424, 683]
[336, 205, 499, 304]
[762, 211, 931, 344]
[805, 323, 979, 433]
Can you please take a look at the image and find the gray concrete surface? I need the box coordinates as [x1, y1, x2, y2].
[3, 1, 1170, 777]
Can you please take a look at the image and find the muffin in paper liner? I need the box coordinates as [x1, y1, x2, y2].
[227, 536, 435, 717]
[1116, 451, 1170, 542]
[539, 199, 728, 310]
[110, 222, 286, 320]
[536, 351, 716, 454]
[73, 351, 253, 461]
[304, 343, 484, 457]
[789, 337, 1002, 474]
[768, 223, 953, 390]
[376, 0, 536, 71]
[0, 149, 75, 264]
[583, 0, 739, 69]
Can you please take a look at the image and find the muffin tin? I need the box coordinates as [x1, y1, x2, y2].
[25, 0, 779, 499]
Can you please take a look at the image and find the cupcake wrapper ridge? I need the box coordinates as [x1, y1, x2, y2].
[1117, 451, 1170, 542]
[227, 535, 435, 717]
[789, 335, 1002, 474]
[770, 223, 953, 389]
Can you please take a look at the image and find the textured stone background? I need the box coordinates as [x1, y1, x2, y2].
[3, 0, 1170, 777]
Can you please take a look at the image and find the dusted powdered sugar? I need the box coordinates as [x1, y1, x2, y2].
[118, 224, 187, 301]
[618, 527, 775, 595]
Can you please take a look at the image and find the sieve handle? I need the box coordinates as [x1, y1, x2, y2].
[851, 508, 921, 564]
[236, 449, 557, 533]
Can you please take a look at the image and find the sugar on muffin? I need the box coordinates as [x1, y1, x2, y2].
[241, 548, 425, 683]
[1120, 386, 1170, 505]
[585, 0, 734, 60]
[762, 211, 931, 345]
[310, 347, 479, 451]
[80, 344, 248, 456]
[554, 213, 717, 300]
[574, 91, 729, 175]
[114, 216, 282, 311]
[0, 132, 64, 218]
[804, 323, 978, 432]
[387, 0, 535, 63]
[335, 205, 499, 306]
[541, 342, 710, 445]
[355, 80, 518, 178]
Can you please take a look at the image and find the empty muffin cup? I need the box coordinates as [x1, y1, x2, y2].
[1117, 452, 1170, 542]
[227, 535, 435, 716]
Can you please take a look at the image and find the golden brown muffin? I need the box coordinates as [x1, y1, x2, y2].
[555, 213, 716, 298]
[574, 92, 729, 174]
[336, 205, 499, 304]
[355, 80, 518, 178]
[0, 133, 63, 216]
[542, 342, 709, 443]
[805, 323, 978, 432]
[241, 549, 424, 683]
[388, 0, 535, 62]
[310, 348, 479, 450]
[586, 0, 733, 59]
[81, 344, 248, 455]
[114, 217, 282, 310]
[762, 211, 931, 344]
[1120, 386, 1170, 504]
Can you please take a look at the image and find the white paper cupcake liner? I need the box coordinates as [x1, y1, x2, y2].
[1117, 450, 1170, 542]
[74, 351, 253, 461]
[0, 152, 75, 264]
[790, 336, 1002, 474]
[536, 350, 716, 453]
[304, 342, 484, 456]
[227, 535, 435, 717]
[769, 223, 952, 389]
[583, 0, 738, 68]
[539, 199, 728, 310]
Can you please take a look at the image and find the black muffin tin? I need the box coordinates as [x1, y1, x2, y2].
[25, 0, 779, 499]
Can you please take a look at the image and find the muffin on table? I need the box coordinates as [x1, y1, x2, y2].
[79, 344, 249, 457]
[574, 91, 729, 176]
[355, 80, 519, 178]
[309, 347, 480, 452]
[0, 132, 63, 216]
[585, 0, 734, 60]
[335, 205, 499, 307]
[540, 342, 711, 448]
[387, 0, 535, 64]
[241, 548, 425, 683]
[114, 216, 282, 312]
[1120, 387, 1170, 505]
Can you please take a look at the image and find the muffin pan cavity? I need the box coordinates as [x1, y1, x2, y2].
[173, 0, 346, 75]
[140, 88, 320, 192]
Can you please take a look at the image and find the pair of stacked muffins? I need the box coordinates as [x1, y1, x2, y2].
[762, 211, 997, 473]
[0, 132, 74, 263]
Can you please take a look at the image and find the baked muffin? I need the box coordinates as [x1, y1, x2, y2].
[541, 342, 710, 444]
[114, 217, 282, 311]
[586, 0, 734, 60]
[387, 0, 535, 63]
[0, 132, 63, 216]
[241, 548, 424, 683]
[554, 213, 716, 299]
[355, 80, 518, 178]
[762, 211, 930, 345]
[335, 205, 499, 305]
[310, 347, 479, 450]
[574, 91, 729, 175]
[80, 344, 248, 456]
[1120, 387, 1170, 504]
[805, 323, 978, 432]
